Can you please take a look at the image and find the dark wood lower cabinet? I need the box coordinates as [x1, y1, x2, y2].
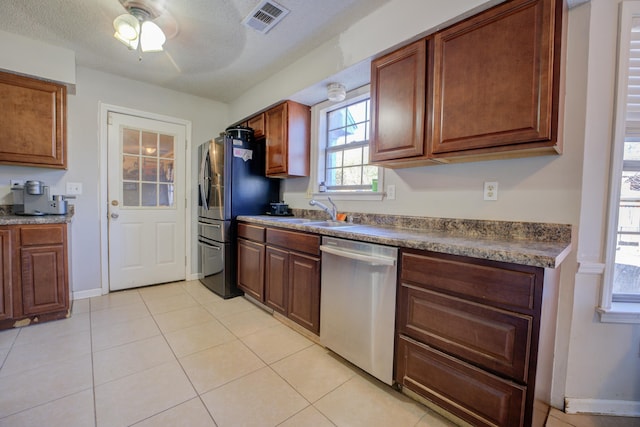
[237, 222, 321, 335]
[287, 252, 320, 334]
[396, 248, 551, 427]
[265, 246, 288, 315]
[0, 229, 13, 321]
[0, 223, 70, 330]
[237, 238, 265, 301]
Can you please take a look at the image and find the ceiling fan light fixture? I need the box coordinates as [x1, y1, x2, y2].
[140, 20, 166, 52]
[113, 13, 140, 49]
[113, 4, 166, 53]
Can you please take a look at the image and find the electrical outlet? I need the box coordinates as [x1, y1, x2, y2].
[66, 182, 83, 195]
[484, 181, 498, 201]
[386, 184, 396, 200]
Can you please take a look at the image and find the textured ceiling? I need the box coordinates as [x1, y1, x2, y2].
[0, 0, 391, 103]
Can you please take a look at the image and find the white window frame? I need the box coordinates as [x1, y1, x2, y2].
[600, 1, 640, 323]
[310, 85, 384, 201]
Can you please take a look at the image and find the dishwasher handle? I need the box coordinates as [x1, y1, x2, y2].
[320, 244, 396, 266]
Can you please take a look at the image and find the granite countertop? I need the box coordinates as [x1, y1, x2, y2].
[0, 205, 74, 225]
[237, 212, 573, 269]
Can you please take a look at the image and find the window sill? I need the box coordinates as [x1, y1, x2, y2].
[311, 191, 385, 201]
[597, 303, 640, 324]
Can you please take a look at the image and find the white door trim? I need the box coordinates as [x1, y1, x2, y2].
[99, 103, 192, 295]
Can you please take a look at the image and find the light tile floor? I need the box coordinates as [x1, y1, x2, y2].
[0, 280, 636, 427]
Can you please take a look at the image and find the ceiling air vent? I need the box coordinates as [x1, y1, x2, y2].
[242, 0, 290, 34]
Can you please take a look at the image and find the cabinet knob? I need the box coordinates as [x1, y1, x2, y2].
[110, 213, 119, 219]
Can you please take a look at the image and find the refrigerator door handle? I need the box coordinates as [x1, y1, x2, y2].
[199, 148, 210, 211]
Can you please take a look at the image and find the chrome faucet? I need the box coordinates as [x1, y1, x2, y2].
[309, 197, 337, 221]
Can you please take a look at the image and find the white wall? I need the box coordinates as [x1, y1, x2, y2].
[563, 0, 640, 412]
[0, 59, 229, 295]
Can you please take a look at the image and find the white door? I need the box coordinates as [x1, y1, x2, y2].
[107, 112, 186, 291]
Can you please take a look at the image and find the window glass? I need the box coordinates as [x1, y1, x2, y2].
[322, 98, 377, 191]
[121, 127, 176, 208]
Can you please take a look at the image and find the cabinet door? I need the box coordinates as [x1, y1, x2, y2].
[370, 40, 428, 163]
[248, 114, 265, 138]
[21, 245, 67, 316]
[265, 102, 288, 176]
[265, 246, 288, 314]
[431, 0, 561, 155]
[0, 229, 12, 321]
[237, 238, 265, 301]
[397, 336, 527, 427]
[0, 71, 66, 169]
[288, 253, 320, 334]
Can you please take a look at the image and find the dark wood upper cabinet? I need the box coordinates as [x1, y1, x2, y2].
[370, 39, 434, 166]
[264, 100, 310, 178]
[430, 0, 563, 159]
[248, 113, 265, 138]
[0, 71, 67, 169]
[370, 0, 564, 167]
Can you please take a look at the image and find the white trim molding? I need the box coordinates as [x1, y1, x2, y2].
[73, 288, 103, 300]
[577, 261, 605, 275]
[565, 398, 640, 417]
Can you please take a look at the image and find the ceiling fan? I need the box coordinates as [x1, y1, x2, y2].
[113, 0, 178, 53]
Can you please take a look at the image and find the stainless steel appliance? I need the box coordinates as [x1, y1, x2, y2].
[198, 126, 280, 298]
[11, 180, 70, 215]
[319, 236, 398, 385]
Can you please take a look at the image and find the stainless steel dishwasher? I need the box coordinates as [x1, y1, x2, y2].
[319, 236, 398, 385]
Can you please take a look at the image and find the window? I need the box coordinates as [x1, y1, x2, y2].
[314, 87, 381, 198]
[324, 98, 377, 191]
[602, 2, 640, 320]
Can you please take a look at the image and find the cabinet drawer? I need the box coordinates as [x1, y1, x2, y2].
[238, 223, 265, 242]
[397, 335, 526, 427]
[20, 225, 64, 246]
[266, 228, 320, 256]
[400, 250, 540, 313]
[399, 284, 531, 381]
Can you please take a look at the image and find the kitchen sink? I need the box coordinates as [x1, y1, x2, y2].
[270, 217, 313, 223]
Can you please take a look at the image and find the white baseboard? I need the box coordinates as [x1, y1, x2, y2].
[565, 398, 640, 417]
[186, 273, 200, 281]
[73, 288, 104, 300]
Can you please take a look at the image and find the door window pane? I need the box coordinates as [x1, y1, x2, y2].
[141, 183, 157, 206]
[121, 127, 176, 208]
[123, 182, 139, 206]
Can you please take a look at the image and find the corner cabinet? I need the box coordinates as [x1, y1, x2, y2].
[0, 223, 70, 330]
[0, 71, 67, 169]
[370, 0, 565, 167]
[396, 249, 557, 427]
[264, 101, 311, 178]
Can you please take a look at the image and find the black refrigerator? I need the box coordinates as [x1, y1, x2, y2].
[197, 126, 280, 298]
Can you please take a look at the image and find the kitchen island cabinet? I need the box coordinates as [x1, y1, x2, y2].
[396, 248, 556, 427]
[370, 0, 565, 167]
[0, 71, 67, 169]
[0, 222, 70, 330]
[264, 101, 311, 178]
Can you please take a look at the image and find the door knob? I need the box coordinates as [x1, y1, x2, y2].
[111, 213, 119, 219]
